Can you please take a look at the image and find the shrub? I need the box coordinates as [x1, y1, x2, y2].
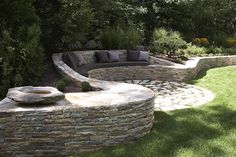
[124, 26, 142, 49]
[180, 43, 207, 57]
[175, 58, 183, 64]
[151, 28, 187, 58]
[211, 32, 229, 46]
[101, 27, 124, 49]
[101, 26, 142, 49]
[221, 47, 236, 55]
[35, 0, 94, 55]
[192, 38, 209, 46]
[0, 0, 43, 99]
[225, 38, 236, 47]
[81, 82, 93, 92]
[206, 46, 223, 54]
[56, 78, 69, 92]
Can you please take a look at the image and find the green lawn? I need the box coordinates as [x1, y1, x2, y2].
[76, 66, 236, 157]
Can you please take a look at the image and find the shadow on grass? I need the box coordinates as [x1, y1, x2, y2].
[77, 105, 236, 157]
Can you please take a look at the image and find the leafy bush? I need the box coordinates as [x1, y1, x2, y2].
[35, 0, 94, 55]
[0, 0, 43, 99]
[180, 43, 207, 57]
[206, 46, 223, 54]
[56, 78, 70, 92]
[81, 82, 93, 92]
[175, 58, 184, 64]
[192, 38, 209, 46]
[101, 26, 142, 49]
[151, 28, 187, 57]
[211, 32, 229, 46]
[220, 47, 236, 55]
[181, 44, 236, 57]
[101, 27, 124, 49]
[225, 38, 236, 47]
[124, 26, 142, 49]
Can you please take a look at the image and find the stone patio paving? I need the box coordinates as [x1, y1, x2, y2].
[121, 80, 215, 111]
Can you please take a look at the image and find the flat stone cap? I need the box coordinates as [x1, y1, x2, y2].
[6, 86, 65, 104]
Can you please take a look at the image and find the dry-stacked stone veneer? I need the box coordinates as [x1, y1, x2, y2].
[89, 55, 236, 81]
[0, 86, 154, 157]
[1, 50, 236, 157]
[0, 51, 155, 157]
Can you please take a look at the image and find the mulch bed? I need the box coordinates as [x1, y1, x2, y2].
[150, 54, 189, 64]
[40, 59, 81, 93]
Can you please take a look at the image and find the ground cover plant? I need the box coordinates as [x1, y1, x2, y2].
[75, 66, 236, 157]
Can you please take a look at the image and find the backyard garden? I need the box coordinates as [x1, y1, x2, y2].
[78, 66, 236, 157]
[0, 0, 236, 156]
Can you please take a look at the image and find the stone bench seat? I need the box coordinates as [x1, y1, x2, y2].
[61, 50, 155, 77]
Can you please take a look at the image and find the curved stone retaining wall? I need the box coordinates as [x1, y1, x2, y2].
[88, 55, 236, 81]
[0, 52, 155, 156]
[0, 93, 154, 157]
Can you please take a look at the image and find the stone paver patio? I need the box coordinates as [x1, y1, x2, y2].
[121, 80, 215, 111]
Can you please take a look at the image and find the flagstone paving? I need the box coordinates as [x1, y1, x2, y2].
[121, 80, 215, 111]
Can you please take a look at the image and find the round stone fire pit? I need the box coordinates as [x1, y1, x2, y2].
[6, 86, 65, 104]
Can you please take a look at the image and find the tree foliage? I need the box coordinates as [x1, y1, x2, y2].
[0, 0, 43, 98]
[152, 28, 187, 57]
[132, 0, 236, 43]
[35, 0, 94, 54]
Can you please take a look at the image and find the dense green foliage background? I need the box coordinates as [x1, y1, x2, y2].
[0, 0, 43, 98]
[1, 0, 236, 98]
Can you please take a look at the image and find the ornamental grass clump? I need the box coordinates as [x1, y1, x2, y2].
[101, 26, 142, 50]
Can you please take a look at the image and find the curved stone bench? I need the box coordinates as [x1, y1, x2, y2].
[88, 55, 236, 81]
[0, 53, 155, 156]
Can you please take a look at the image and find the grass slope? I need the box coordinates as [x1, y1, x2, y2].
[76, 66, 236, 157]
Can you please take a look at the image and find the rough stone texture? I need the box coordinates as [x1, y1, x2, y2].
[121, 80, 215, 111]
[0, 52, 155, 157]
[88, 55, 236, 81]
[0, 89, 154, 157]
[6, 86, 65, 104]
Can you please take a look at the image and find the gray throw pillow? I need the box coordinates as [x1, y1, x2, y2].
[127, 50, 140, 61]
[95, 51, 110, 63]
[139, 51, 149, 61]
[73, 52, 87, 66]
[62, 53, 78, 71]
[108, 51, 120, 62]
